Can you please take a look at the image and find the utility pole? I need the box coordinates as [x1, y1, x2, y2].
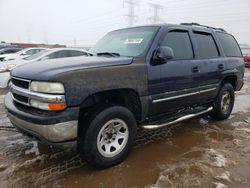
[124, 0, 137, 27]
[148, 3, 164, 24]
[73, 38, 77, 47]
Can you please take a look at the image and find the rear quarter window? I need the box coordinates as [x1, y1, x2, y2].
[216, 32, 242, 57]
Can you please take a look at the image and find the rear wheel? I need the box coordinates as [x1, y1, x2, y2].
[210, 83, 235, 120]
[78, 105, 137, 169]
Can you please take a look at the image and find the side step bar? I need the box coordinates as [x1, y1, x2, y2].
[142, 106, 213, 130]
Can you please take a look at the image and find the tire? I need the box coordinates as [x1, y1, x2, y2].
[78, 105, 137, 169]
[210, 83, 235, 120]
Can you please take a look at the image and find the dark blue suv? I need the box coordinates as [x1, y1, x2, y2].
[5, 23, 244, 168]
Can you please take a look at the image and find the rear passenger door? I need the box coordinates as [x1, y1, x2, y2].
[149, 29, 198, 115]
[190, 31, 224, 103]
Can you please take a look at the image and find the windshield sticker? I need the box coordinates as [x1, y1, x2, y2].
[124, 38, 143, 44]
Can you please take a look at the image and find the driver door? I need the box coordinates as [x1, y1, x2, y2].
[149, 29, 199, 115]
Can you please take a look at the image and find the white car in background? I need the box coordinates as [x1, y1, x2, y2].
[0, 48, 46, 62]
[0, 48, 89, 88]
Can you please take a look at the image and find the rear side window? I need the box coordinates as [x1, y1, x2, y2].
[194, 32, 219, 59]
[68, 50, 88, 57]
[216, 33, 242, 57]
[48, 50, 69, 59]
[161, 30, 193, 60]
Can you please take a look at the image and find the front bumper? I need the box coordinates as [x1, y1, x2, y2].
[9, 114, 78, 143]
[5, 92, 79, 144]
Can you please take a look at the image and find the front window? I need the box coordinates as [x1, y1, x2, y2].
[23, 50, 49, 60]
[90, 26, 159, 57]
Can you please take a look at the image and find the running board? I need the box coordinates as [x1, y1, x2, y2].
[142, 106, 213, 130]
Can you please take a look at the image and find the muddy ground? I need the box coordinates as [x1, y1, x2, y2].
[0, 69, 250, 188]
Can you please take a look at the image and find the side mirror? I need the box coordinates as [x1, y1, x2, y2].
[154, 46, 174, 64]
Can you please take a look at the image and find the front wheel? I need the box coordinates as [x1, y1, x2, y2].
[78, 105, 137, 169]
[210, 83, 235, 120]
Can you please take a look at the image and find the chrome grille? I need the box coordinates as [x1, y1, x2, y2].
[12, 93, 29, 103]
[10, 76, 66, 108]
[11, 77, 31, 106]
[11, 77, 30, 89]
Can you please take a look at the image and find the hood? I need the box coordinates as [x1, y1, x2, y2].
[0, 59, 27, 67]
[0, 53, 18, 59]
[11, 56, 133, 81]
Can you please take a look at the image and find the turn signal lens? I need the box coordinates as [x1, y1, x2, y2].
[48, 103, 67, 111]
[30, 99, 66, 111]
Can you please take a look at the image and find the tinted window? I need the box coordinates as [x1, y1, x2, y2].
[24, 50, 50, 60]
[194, 32, 219, 59]
[217, 33, 242, 57]
[161, 31, 193, 60]
[25, 49, 36, 55]
[49, 50, 69, 59]
[5, 49, 12, 53]
[68, 50, 87, 57]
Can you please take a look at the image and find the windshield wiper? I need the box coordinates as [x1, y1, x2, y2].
[96, 52, 120, 57]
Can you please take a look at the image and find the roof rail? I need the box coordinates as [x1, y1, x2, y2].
[180, 22, 226, 32]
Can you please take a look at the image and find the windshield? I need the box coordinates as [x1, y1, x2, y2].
[90, 26, 159, 57]
[23, 49, 49, 60]
[16, 48, 29, 54]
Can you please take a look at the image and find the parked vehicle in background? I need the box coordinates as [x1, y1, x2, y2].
[0, 48, 89, 88]
[0, 48, 46, 62]
[242, 48, 250, 68]
[5, 23, 244, 169]
[244, 55, 250, 68]
[0, 48, 22, 55]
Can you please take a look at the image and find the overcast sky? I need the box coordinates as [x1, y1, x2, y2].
[0, 0, 249, 47]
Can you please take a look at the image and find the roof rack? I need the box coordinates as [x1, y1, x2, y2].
[180, 22, 226, 32]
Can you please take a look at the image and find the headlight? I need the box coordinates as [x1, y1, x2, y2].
[30, 81, 65, 94]
[0, 64, 16, 72]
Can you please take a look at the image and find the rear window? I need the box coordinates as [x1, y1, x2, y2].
[217, 32, 242, 57]
[193, 32, 219, 59]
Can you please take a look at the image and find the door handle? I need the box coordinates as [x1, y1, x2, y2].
[192, 66, 200, 73]
[218, 64, 224, 70]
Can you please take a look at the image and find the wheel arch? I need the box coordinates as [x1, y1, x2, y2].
[77, 88, 142, 137]
[220, 75, 237, 90]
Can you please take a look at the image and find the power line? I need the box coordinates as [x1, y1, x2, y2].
[124, 0, 138, 27]
[148, 3, 164, 24]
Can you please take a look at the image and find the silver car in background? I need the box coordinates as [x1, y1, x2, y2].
[0, 48, 89, 88]
[0, 48, 46, 62]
